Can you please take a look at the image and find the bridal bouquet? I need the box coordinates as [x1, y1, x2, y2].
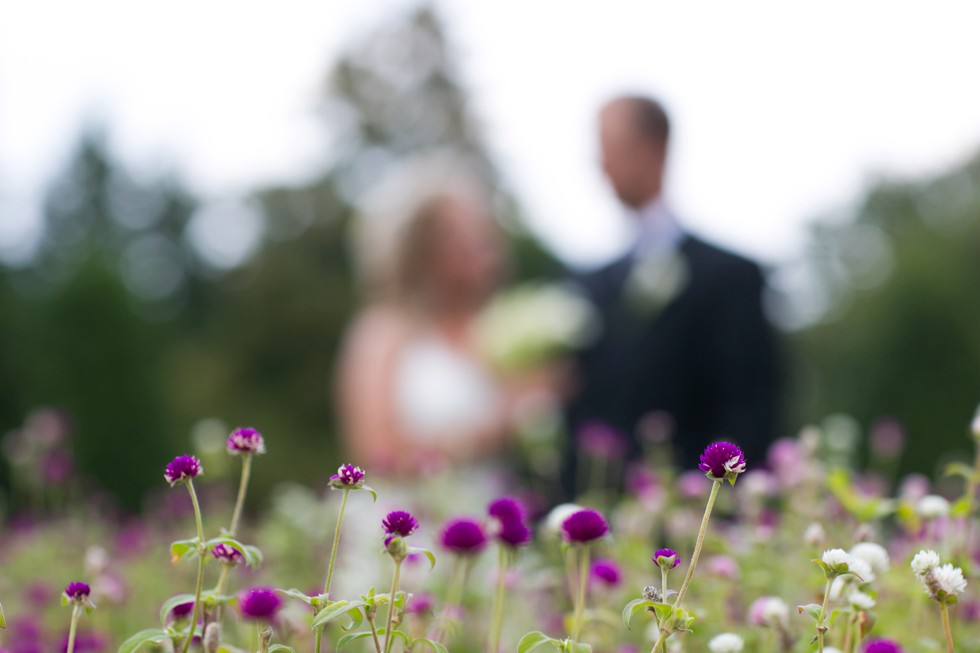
[474, 282, 598, 376]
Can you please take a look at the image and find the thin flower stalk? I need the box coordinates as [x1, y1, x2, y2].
[572, 545, 590, 642]
[488, 546, 510, 653]
[324, 487, 352, 597]
[672, 479, 721, 608]
[66, 604, 82, 653]
[182, 479, 207, 653]
[383, 559, 403, 653]
[940, 602, 954, 653]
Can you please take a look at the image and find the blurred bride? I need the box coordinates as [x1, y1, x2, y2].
[336, 153, 517, 480]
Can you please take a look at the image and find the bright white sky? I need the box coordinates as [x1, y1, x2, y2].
[2, 0, 980, 269]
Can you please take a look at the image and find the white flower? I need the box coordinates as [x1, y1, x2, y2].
[917, 494, 950, 519]
[823, 648, 844, 653]
[708, 633, 744, 653]
[822, 549, 850, 567]
[804, 522, 826, 547]
[850, 542, 890, 576]
[848, 557, 875, 584]
[761, 597, 789, 624]
[848, 591, 875, 610]
[972, 404, 980, 439]
[928, 564, 968, 599]
[911, 550, 941, 578]
[828, 576, 852, 602]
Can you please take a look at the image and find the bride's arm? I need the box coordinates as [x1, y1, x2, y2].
[336, 307, 411, 473]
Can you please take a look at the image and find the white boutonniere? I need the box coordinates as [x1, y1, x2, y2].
[621, 248, 689, 319]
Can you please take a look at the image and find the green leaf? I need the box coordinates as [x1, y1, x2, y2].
[117, 628, 173, 653]
[170, 538, 200, 565]
[159, 594, 197, 626]
[413, 637, 449, 653]
[797, 603, 823, 621]
[205, 536, 263, 568]
[621, 599, 658, 630]
[336, 631, 374, 651]
[267, 645, 296, 653]
[278, 588, 314, 605]
[951, 496, 972, 518]
[0, 599, 5, 629]
[566, 642, 593, 653]
[518, 631, 559, 653]
[406, 547, 437, 570]
[311, 600, 368, 630]
[944, 462, 976, 481]
[360, 485, 378, 502]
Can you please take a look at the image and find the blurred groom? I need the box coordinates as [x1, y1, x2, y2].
[564, 95, 780, 495]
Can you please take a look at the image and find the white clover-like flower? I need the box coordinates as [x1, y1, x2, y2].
[848, 557, 875, 584]
[911, 550, 941, 578]
[848, 591, 875, 610]
[761, 597, 789, 624]
[804, 522, 826, 547]
[850, 542, 890, 575]
[708, 633, 744, 653]
[917, 494, 950, 519]
[822, 548, 853, 567]
[828, 576, 852, 602]
[930, 563, 968, 599]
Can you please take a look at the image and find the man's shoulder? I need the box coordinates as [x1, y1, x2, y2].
[681, 235, 765, 283]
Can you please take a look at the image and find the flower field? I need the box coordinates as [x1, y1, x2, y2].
[2, 412, 980, 653]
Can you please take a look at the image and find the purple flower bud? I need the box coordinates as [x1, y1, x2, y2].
[329, 463, 366, 488]
[488, 497, 526, 523]
[226, 427, 265, 455]
[590, 558, 622, 587]
[439, 518, 487, 555]
[561, 508, 609, 543]
[653, 548, 681, 569]
[498, 520, 533, 548]
[64, 581, 91, 602]
[169, 601, 195, 621]
[211, 543, 243, 565]
[383, 511, 419, 538]
[864, 639, 903, 653]
[698, 441, 746, 481]
[238, 587, 282, 621]
[488, 497, 533, 547]
[164, 455, 203, 486]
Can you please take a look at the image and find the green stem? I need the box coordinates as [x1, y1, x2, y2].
[572, 545, 590, 642]
[367, 612, 384, 653]
[314, 621, 323, 653]
[940, 601, 955, 653]
[815, 578, 832, 653]
[648, 628, 668, 653]
[432, 556, 469, 644]
[324, 488, 351, 596]
[182, 479, 207, 653]
[488, 546, 509, 653]
[383, 560, 403, 653]
[672, 480, 721, 608]
[229, 454, 253, 537]
[660, 566, 668, 605]
[66, 604, 81, 653]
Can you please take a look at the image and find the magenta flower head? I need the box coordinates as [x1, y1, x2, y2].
[164, 455, 203, 486]
[405, 593, 435, 615]
[488, 497, 533, 547]
[653, 548, 681, 570]
[864, 640, 903, 653]
[64, 581, 91, 603]
[440, 518, 488, 556]
[698, 441, 746, 484]
[212, 543, 243, 565]
[226, 427, 265, 455]
[590, 558, 622, 587]
[383, 510, 419, 538]
[561, 508, 609, 544]
[329, 463, 366, 489]
[238, 587, 282, 621]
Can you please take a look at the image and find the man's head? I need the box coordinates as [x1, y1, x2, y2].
[599, 95, 670, 210]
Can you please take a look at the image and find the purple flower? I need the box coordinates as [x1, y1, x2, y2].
[488, 497, 533, 547]
[168, 601, 195, 622]
[561, 508, 609, 543]
[864, 640, 903, 653]
[405, 593, 435, 615]
[439, 518, 488, 555]
[64, 581, 91, 601]
[653, 548, 681, 569]
[164, 455, 203, 486]
[212, 543, 243, 565]
[329, 463, 366, 488]
[238, 587, 282, 621]
[226, 427, 265, 455]
[577, 421, 629, 459]
[590, 558, 622, 586]
[698, 441, 746, 481]
[383, 511, 419, 538]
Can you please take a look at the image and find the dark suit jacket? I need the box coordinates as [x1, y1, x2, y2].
[564, 234, 779, 495]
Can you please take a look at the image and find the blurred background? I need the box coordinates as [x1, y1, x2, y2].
[1, 0, 978, 509]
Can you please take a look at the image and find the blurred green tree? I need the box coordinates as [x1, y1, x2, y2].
[792, 151, 980, 475]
